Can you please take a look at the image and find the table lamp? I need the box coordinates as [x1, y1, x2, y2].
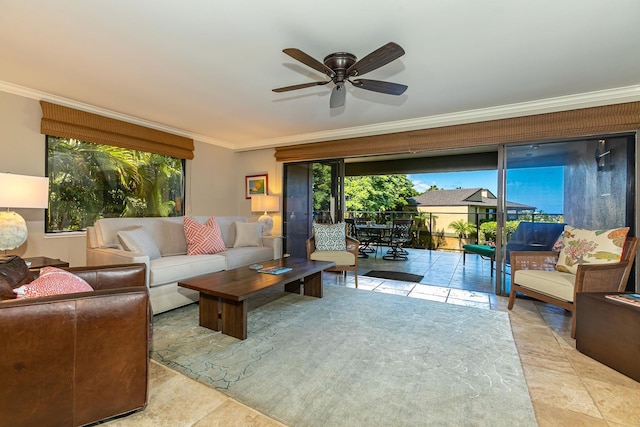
[0, 173, 50, 260]
[251, 195, 279, 236]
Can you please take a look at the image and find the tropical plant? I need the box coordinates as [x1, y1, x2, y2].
[449, 219, 476, 248]
[479, 220, 525, 243]
[47, 137, 184, 232]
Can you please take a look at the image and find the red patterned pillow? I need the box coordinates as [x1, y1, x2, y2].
[14, 267, 93, 299]
[184, 216, 227, 255]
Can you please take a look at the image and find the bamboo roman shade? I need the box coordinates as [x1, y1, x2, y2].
[274, 102, 640, 162]
[40, 101, 194, 159]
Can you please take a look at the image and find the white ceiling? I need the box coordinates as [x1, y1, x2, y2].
[2, 0, 640, 151]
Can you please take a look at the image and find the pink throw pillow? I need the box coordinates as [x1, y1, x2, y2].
[15, 267, 93, 299]
[184, 216, 227, 255]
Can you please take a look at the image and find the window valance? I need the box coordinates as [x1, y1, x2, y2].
[40, 101, 194, 159]
[274, 102, 640, 162]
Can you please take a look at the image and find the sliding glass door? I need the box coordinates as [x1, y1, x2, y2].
[498, 134, 636, 294]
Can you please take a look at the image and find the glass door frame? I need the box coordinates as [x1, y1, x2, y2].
[497, 133, 637, 294]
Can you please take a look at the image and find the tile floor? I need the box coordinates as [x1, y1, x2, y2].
[102, 249, 640, 426]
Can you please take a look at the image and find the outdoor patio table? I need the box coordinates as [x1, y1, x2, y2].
[356, 224, 392, 257]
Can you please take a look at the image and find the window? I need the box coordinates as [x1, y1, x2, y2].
[46, 136, 185, 232]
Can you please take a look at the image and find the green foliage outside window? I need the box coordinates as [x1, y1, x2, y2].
[46, 136, 184, 232]
[344, 175, 418, 212]
[312, 163, 332, 211]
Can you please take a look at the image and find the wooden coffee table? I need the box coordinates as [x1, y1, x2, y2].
[178, 258, 335, 340]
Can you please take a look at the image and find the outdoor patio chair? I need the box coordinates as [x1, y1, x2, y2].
[382, 218, 414, 261]
[508, 230, 637, 339]
[346, 218, 375, 258]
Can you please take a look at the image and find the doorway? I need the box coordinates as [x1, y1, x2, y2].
[281, 133, 637, 293]
[282, 159, 344, 258]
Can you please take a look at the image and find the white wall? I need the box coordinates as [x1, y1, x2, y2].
[0, 90, 279, 266]
[231, 149, 283, 237]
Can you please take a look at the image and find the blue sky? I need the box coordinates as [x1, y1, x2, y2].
[408, 167, 564, 214]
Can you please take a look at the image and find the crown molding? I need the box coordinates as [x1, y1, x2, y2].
[3, 80, 638, 152]
[236, 85, 640, 151]
[0, 80, 233, 149]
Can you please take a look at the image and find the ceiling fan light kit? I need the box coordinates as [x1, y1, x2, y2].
[273, 42, 407, 108]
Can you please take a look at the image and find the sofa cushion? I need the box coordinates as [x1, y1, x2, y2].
[156, 217, 188, 256]
[148, 255, 226, 287]
[233, 221, 263, 248]
[184, 216, 227, 255]
[513, 269, 576, 302]
[15, 267, 93, 298]
[221, 246, 274, 270]
[209, 216, 248, 248]
[118, 227, 162, 260]
[555, 225, 629, 274]
[93, 216, 248, 255]
[313, 223, 347, 251]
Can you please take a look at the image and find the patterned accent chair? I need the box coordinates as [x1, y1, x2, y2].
[508, 226, 637, 338]
[306, 222, 359, 287]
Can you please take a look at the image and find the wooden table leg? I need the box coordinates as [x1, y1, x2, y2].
[284, 279, 301, 294]
[199, 293, 220, 331]
[303, 271, 323, 298]
[221, 299, 247, 340]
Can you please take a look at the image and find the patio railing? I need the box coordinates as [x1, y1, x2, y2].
[312, 210, 564, 250]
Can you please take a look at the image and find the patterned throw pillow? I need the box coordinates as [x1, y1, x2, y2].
[313, 223, 347, 251]
[15, 266, 93, 298]
[555, 225, 629, 274]
[183, 216, 227, 255]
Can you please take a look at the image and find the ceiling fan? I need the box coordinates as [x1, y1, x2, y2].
[272, 42, 407, 109]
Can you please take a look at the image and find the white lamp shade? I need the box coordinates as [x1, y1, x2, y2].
[0, 173, 50, 208]
[251, 195, 279, 213]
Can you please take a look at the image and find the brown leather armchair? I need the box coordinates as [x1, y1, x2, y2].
[0, 263, 150, 427]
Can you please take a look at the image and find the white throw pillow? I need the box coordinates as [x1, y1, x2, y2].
[313, 222, 347, 251]
[117, 227, 162, 260]
[233, 222, 263, 248]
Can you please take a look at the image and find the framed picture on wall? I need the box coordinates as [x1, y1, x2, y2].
[245, 174, 268, 199]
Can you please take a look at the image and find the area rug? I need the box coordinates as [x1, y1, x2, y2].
[363, 270, 424, 282]
[151, 285, 536, 427]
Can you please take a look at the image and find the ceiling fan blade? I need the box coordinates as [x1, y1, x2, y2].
[272, 81, 330, 93]
[330, 83, 346, 108]
[346, 42, 405, 77]
[283, 48, 335, 78]
[350, 79, 407, 95]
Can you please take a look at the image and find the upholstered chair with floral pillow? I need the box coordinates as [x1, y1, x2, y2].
[508, 225, 638, 338]
[306, 222, 359, 288]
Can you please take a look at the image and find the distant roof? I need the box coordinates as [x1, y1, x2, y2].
[411, 188, 535, 210]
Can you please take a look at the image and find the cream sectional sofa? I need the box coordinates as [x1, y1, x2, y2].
[86, 216, 282, 314]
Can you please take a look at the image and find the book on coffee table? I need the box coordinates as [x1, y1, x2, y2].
[258, 266, 293, 275]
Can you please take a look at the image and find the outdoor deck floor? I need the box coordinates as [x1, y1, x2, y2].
[322, 247, 512, 311]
